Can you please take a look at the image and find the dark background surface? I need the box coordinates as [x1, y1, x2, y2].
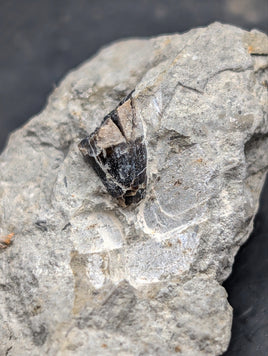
[0, 1, 267, 354]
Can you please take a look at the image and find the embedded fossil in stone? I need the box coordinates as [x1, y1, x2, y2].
[78, 91, 147, 206]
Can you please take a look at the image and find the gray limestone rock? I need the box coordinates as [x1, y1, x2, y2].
[0, 23, 267, 356]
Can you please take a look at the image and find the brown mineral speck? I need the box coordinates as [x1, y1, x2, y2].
[174, 179, 182, 186]
[175, 345, 181, 352]
[87, 224, 97, 229]
[0, 232, 14, 249]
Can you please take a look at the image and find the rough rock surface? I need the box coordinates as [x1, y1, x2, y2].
[0, 23, 267, 356]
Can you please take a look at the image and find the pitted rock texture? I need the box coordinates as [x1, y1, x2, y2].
[0, 23, 267, 356]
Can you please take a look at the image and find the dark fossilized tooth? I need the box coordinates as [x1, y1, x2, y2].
[78, 91, 147, 206]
